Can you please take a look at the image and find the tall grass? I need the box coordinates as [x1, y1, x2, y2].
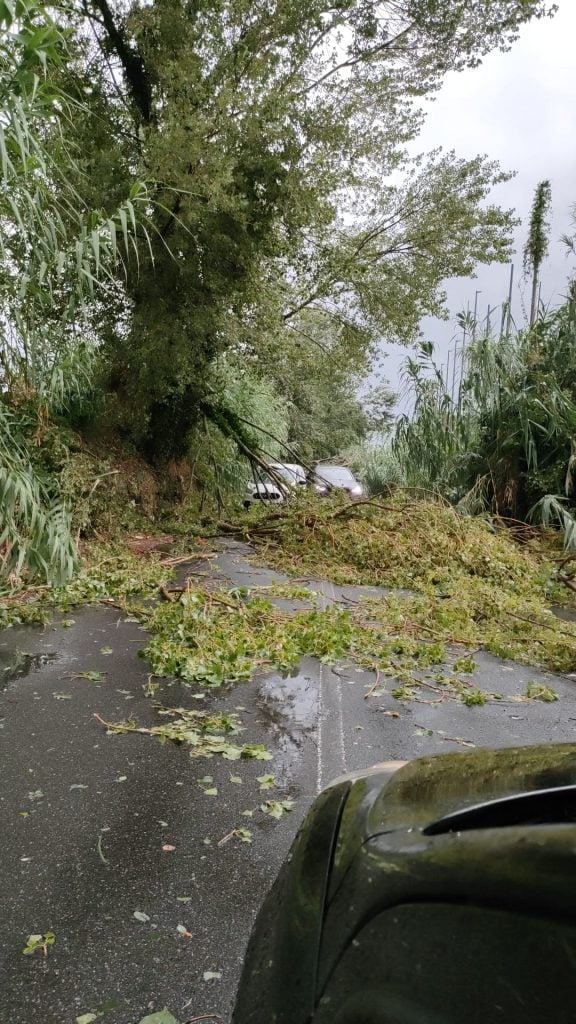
[393, 297, 576, 541]
[0, 0, 158, 583]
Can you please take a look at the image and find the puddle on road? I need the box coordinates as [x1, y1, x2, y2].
[257, 667, 319, 783]
[0, 649, 59, 691]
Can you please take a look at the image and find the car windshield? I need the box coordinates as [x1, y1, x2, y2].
[314, 465, 357, 486]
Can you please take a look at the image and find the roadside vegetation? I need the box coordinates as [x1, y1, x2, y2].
[0, 0, 558, 587]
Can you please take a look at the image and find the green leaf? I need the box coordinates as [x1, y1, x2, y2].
[256, 774, 276, 790]
[261, 799, 295, 820]
[76, 1014, 99, 1024]
[137, 1012, 180, 1024]
[133, 911, 150, 923]
[240, 744, 273, 761]
[22, 931, 55, 955]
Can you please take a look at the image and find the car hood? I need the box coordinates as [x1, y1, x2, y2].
[250, 481, 282, 494]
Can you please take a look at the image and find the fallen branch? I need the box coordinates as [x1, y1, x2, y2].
[505, 608, 576, 641]
[94, 713, 150, 734]
[558, 573, 576, 595]
[160, 552, 218, 566]
[443, 735, 476, 747]
[364, 667, 382, 699]
[183, 1015, 223, 1024]
[330, 499, 414, 520]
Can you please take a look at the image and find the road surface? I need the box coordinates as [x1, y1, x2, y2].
[1, 540, 575, 1023]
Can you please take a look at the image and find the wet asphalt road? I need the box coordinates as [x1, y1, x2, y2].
[1, 540, 576, 1024]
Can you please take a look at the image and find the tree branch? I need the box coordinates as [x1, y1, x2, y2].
[87, 0, 153, 122]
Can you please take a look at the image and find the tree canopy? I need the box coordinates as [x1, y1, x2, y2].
[57, 0, 555, 458]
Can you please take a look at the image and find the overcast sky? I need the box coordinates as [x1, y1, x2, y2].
[383, 0, 576, 407]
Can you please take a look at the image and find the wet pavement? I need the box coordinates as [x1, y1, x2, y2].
[1, 540, 576, 1024]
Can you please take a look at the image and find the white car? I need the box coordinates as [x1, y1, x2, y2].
[243, 462, 307, 507]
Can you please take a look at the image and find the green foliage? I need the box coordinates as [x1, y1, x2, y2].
[0, 544, 172, 627]
[99, 705, 273, 761]
[453, 655, 477, 674]
[0, 0, 558, 573]
[261, 799, 294, 819]
[0, 0, 162, 582]
[524, 180, 553, 277]
[524, 180, 552, 325]
[525, 681, 558, 702]
[66, 0, 550, 459]
[0, 402, 76, 583]
[346, 443, 406, 495]
[139, 588, 358, 685]
[22, 931, 55, 956]
[231, 495, 576, 677]
[394, 297, 576, 527]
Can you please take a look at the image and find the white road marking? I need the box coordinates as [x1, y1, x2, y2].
[316, 580, 347, 792]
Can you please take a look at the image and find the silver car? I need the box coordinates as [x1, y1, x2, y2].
[309, 463, 364, 497]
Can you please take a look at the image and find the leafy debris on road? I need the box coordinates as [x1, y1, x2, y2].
[0, 546, 173, 630]
[95, 707, 272, 762]
[122, 502, 576, 706]
[137, 1012, 180, 1024]
[22, 931, 55, 956]
[256, 774, 276, 790]
[261, 799, 294, 819]
[218, 827, 252, 846]
[228, 496, 576, 678]
[138, 584, 355, 686]
[525, 681, 559, 702]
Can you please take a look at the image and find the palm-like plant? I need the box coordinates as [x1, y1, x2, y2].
[0, 0, 155, 582]
[394, 298, 576, 531]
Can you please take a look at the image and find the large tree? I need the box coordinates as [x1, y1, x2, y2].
[62, 0, 556, 460]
